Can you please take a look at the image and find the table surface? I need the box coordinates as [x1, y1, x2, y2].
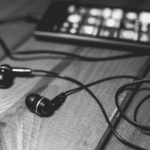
[0, 0, 150, 150]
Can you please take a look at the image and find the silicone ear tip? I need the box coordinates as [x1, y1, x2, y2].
[36, 97, 53, 116]
[25, 93, 42, 112]
[25, 93, 53, 116]
[0, 65, 14, 88]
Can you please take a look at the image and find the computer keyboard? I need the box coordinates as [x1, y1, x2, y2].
[34, 1, 150, 51]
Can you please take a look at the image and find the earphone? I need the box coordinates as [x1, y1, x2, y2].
[0, 63, 149, 150]
[25, 92, 66, 117]
[0, 64, 67, 116]
[0, 64, 32, 88]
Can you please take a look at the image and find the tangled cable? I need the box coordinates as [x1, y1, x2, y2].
[115, 79, 150, 134]
[30, 69, 149, 150]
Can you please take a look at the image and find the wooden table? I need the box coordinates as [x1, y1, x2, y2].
[0, 0, 150, 150]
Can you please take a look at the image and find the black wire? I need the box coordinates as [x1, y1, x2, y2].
[65, 75, 141, 96]
[32, 69, 147, 150]
[115, 79, 150, 132]
[0, 35, 147, 62]
[12, 49, 147, 61]
[0, 37, 13, 58]
[0, 14, 40, 25]
[134, 94, 150, 135]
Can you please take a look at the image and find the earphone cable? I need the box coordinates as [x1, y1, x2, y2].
[0, 35, 147, 62]
[11, 50, 146, 61]
[32, 69, 150, 137]
[0, 13, 41, 25]
[115, 79, 150, 131]
[134, 94, 150, 135]
[32, 69, 147, 150]
[65, 75, 141, 96]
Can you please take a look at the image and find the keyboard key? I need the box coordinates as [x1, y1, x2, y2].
[119, 29, 138, 41]
[89, 8, 102, 16]
[139, 32, 150, 42]
[125, 12, 138, 20]
[78, 7, 87, 14]
[85, 17, 102, 26]
[53, 25, 58, 31]
[99, 27, 118, 38]
[60, 27, 68, 32]
[63, 22, 69, 28]
[68, 5, 76, 13]
[102, 8, 112, 18]
[123, 21, 135, 29]
[139, 12, 150, 24]
[72, 23, 79, 29]
[122, 20, 140, 31]
[60, 22, 70, 32]
[70, 28, 77, 34]
[112, 9, 123, 20]
[79, 25, 98, 36]
[68, 14, 82, 23]
[103, 18, 120, 28]
[140, 23, 150, 32]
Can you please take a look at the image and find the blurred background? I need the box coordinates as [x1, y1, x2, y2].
[1, 0, 150, 19]
[0, 0, 150, 59]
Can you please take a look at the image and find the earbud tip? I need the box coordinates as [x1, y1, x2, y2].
[37, 97, 53, 116]
[25, 93, 53, 116]
[25, 93, 42, 112]
[0, 65, 14, 88]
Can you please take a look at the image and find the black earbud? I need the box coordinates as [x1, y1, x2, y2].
[25, 92, 66, 116]
[0, 64, 67, 116]
[0, 64, 32, 88]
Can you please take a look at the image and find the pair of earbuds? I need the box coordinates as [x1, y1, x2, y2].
[1, 65, 149, 149]
[0, 64, 66, 117]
